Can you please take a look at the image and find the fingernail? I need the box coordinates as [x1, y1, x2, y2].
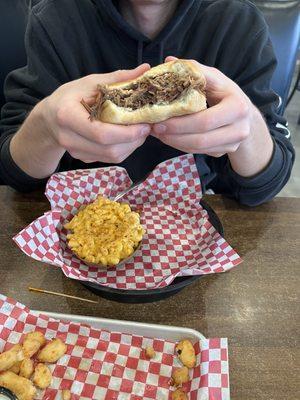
[155, 124, 166, 134]
[140, 126, 151, 136]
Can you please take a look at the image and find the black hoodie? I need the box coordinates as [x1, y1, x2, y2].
[0, 0, 295, 205]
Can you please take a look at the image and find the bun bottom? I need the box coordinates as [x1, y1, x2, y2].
[100, 89, 207, 124]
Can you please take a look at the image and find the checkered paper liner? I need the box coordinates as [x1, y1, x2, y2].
[13, 154, 242, 290]
[0, 295, 230, 400]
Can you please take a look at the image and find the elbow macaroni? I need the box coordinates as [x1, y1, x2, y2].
[65, 196, 144, 266]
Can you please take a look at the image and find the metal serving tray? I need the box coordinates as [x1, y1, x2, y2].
[33, 311, 205, 343]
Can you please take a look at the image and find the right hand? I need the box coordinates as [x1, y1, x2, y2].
[43, 64, 151, 163]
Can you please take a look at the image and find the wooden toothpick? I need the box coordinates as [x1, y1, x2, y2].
[28, 287, 98, 304]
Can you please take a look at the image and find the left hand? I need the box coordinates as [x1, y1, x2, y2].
[152, 56, 253, 157]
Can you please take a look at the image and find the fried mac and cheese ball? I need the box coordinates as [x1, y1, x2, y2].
[172, 388, 188, 400]
[65, 196, 145, 266]
[175, 340, 196, 369]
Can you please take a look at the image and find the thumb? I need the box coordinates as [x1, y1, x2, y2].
[165, 56, 178, 62]
[166, 57, 230, 92]
[103, 63, 151, 85]
[197, 63, 229, 91]
[81, 64, 151, 104]
[84, 63, 151, 90]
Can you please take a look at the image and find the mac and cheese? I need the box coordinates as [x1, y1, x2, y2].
[65, 196, 144, 266]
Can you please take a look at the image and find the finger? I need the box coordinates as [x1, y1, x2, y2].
[155, 125, 245, 153]
[170, 58, 232, 92]
[85, 64, 151, 89]
[69, 147, 125, 164]
[117, 136, 147, 161]
[165, 56, 178, 62]
[81, 159, 100, 164]
[196, 63, 231, 92]
[207, 145, 240, 154]
[80, 64, 151, 105]
[70, 140, 146, 164]
[107, 63, 151, 83]
[166, 57, 235, 94]
[58, 104, 151, 145]
[157, 133, 240, 155]
[205, 152, 226, 158]
[201, 143, 240, 154]
[153, 97, 249, 135]
[59, 129, 108, 159]
[65, 132, 146, 163]
[165, 56, 220, 90]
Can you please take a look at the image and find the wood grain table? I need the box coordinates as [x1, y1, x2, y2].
[0, 186, 299, 400]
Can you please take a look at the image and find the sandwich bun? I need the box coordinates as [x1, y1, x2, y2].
[89, 60, 206, 125]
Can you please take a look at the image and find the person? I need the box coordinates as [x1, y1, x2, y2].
[0, 0, 295, 206]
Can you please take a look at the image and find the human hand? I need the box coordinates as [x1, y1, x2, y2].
[43, 64, 152, 163]
[152, 56, 254, 157]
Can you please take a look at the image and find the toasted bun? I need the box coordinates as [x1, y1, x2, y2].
[99, 60, 207, 124]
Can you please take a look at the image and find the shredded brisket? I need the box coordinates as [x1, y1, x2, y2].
[83, 72, 204, 120]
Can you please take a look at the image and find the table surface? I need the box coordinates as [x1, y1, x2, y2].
[0, 186, 299, 400]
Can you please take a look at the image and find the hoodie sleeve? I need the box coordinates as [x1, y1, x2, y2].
[0, 8, 69, 192]
[207, 15, 295, 206]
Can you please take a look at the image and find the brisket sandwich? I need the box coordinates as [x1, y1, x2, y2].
[83, 60, 207, 124]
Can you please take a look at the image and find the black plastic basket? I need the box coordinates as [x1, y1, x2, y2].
[82, 199, 223, 303]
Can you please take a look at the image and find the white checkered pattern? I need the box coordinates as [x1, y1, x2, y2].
[13, 155, 242, 290]
[0, 295, 230, 399]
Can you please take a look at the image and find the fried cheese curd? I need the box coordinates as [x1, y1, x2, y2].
[23, 331, 46, 358]
[65, 196, 144, 266]
[0, 371, 36, 400]
[33, 363, 52, 389]
[0, 332, 67, 400]
[0, 344, 24, 372]
[37, 338, 67, 363]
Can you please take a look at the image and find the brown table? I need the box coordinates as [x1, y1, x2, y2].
[0, 186, 299, 399]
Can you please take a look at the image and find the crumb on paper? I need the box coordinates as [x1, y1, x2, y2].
[172, 387, 188, 399]
[145, 346, 156, 359]
[62, 389, 71, 400]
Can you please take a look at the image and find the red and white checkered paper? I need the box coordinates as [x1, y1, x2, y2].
[13, 154, 242, 290]
[0, 295, 230, 400]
